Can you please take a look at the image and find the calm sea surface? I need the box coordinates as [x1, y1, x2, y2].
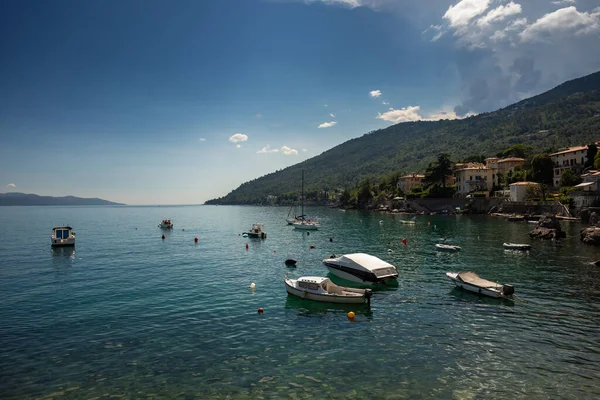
[1, 206, 599, 399]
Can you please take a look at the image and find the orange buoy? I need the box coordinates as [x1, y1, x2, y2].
[402, 238, 407, 245]
[258, 307, 264, 314]
[194, 237, 198, 243]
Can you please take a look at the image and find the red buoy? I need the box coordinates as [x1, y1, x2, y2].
[194, 237, 198, 243]
[402, 238, 407, 245]
[245, 243, 249, 250]
[258, 307, 264, 314]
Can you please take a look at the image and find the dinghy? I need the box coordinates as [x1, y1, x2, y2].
[435, 243, 461, 252]
[284, 276, 372, 304]
[503, 243, 531, 251]
[446, 271, 514, 298]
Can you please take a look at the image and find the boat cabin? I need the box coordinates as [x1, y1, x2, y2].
[51, 226, 75, 247]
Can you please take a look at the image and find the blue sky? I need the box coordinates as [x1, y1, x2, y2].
[1, 0, 599, 204]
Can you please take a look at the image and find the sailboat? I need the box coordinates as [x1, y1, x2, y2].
[293, 170, 320, 231]
[286, 203, 301, 225]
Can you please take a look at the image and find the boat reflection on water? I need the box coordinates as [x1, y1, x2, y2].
[51, 246, 75, 258]
[284, 295, 373, 319]
[448, 287, 515, 306]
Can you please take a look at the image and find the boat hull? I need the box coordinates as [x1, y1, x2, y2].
[503, 243, 531, 250]
[446, 272, 503, 298]
[51, 240, 75, 247]
[435, 244, 461, 252]
[323, 263, 397, 286]
[293, 222, 319, 230]
[284, 279, 368, 304]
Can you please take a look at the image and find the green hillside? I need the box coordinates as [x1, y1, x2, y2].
[206, 71, 600, 205]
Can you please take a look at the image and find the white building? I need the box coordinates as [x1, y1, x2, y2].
[509, 182, 539, 202]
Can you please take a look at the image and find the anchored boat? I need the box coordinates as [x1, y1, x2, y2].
[322, 253, 398, 285]
[51, 226, 76, 247]
[503, 243, 531, 251]
[158, 219, 173, 229]
[284, 276, 372, 304]
[243, 223, 267, 239]
[435, 243, 461, 252]
[446, 271, 514, 298]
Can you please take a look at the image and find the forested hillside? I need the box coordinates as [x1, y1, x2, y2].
[206, 71, 600, 205]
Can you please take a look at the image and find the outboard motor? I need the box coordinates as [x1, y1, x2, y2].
[364, 289, 373, 305]
[502, 284, 515, 296]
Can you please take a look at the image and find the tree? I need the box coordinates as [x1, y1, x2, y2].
[559, 168, 582, 187]
[529, 154, 554, 186]
[497, 144, 534, 159]
[356, 178, 373, 208]
[422, 153, 454, 189]
[586, 143, 598, 168]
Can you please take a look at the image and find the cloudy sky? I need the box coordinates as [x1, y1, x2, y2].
[1, 0, 599, 204]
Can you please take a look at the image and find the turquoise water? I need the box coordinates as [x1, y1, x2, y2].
[1, 206, 599, 399]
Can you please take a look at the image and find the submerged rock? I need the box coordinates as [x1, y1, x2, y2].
[580, 227, 600, 245]
[529, 215, 566, 240]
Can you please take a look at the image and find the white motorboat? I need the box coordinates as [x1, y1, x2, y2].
[446, 271, 514, 298]
[322, 253, 398, 285]
[243, 223, 267, 239]
[158, 219, 173, 229]
[284, 276, 372, 304]
[503, 243, 531, 251]
[51, 226, 76, 247]
[435, 243, 461, 252]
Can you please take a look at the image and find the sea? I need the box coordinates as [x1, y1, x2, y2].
[1, 205, 599, 400]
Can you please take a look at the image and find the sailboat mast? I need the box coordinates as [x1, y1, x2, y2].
[301, 170, 305, 218]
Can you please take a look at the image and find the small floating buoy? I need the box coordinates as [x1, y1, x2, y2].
[307, 232, 310, 236]
[245, 243, 249, 250]
[428, 221, 430, 226]
[402, 238, 407, 245]
[182, 229, 185, 231]
[387, 249, 393, 253]
[257, 307, 264, 314]
[274, 250, 276, 253]
[194, 237, 198, 243]
[310, 245, 316, 249]
[347, 311, 355, 321]
[329, 237, 333, 242]
[135, 227, 138, 230]
[250, 282, 256, 289]
[162, 234, 165, 240]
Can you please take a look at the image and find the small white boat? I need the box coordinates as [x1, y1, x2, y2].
[446, 271, 514, 298]
[243, 223, 267, 239]
[435, 243, 461, 252]
[284, 276, 372, 304]
[322, 253, 398, 285]
[158, 219, 173, 229]
[503, 243, 531, 251]
[51, 226, 76, 247]
[293, 219, 320, 230]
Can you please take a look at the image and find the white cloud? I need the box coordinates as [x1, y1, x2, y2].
[551, 0, 575, 4]
[229, 133, 248, 143]
[520, 6, 600, 42]
[6, 183, 16, 189]
[255, 113, 262, 119]
[302, 149, 307, 152]
[199, 138, 206, 142]
[330, 113, 336, 118]
[306, 0, 361, 8]
[256, 145, 298, 155]
[369, 90, 382, 98]
[382, 100, 389, 105]
[236, 144, 241, 149]
[318, 121, 337, 128]
[476, 2, 522, 27]
[257, 145, 279, 154]
[443, 0, 490, 28]
[377, 106, 423, 123]
[280, 146, 298, 155]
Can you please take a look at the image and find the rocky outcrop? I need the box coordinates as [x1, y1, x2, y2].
[580, 227, 600, 245]
[529, 215, 566, 240]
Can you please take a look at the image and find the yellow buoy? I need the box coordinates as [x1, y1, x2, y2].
[347, 311, 355, 319]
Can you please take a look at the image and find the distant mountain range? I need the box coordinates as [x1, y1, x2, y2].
[207, 70, 600, 205]
[0, 192, 125, 206]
